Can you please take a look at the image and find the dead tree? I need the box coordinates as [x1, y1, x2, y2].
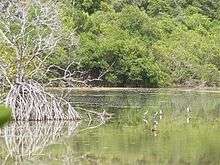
[0, 0, 80, 120]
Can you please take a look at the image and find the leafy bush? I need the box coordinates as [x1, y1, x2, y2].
[55, 1, 220, 87]
[0, 105, 11, 126]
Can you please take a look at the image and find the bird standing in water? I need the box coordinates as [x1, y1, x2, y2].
[159, 110, 163, 120]
[186, 107, 191, 113]
[151, 120, 159, 132]
[186, 107, 191, 123]
[143, 111, 149, 125]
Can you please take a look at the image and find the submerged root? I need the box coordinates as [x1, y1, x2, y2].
[6, 81, 80, 121]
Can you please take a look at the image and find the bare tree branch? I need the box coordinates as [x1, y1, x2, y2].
[0, 0, 80, 121]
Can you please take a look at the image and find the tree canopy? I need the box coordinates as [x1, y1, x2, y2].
[1, 0, 220, 87]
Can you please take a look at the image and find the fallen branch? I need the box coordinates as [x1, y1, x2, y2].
[78, 107, 113, 130]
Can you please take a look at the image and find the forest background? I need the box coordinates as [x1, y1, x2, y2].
[1, 0, 220, 88]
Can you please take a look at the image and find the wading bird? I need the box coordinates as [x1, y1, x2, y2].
[186, 107, 192, 123]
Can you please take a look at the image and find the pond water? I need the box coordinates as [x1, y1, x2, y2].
[0, 89, 220, 165]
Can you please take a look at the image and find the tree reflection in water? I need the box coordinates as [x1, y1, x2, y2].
[0, 121, 79, 163]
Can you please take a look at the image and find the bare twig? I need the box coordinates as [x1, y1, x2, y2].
[0, 0, 80, 121]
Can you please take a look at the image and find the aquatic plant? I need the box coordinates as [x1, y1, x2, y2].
[0, 105, 11, 126]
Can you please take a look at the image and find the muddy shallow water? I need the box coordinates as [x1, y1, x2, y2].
[0, 88, 220, 165]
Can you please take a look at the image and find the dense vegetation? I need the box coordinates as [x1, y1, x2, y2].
[2, 0, 220, 87]
[58, 0, 220, 87]
[0, 105, 11, 126]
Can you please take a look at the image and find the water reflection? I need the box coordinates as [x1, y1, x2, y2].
[0, 121, 79, 163]
[0, 89, 219, 164]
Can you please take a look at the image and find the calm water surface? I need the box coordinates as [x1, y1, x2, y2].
[0, 89, 220, 165]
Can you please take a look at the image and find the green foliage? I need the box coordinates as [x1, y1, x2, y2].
[2, 0, 220, 87]
[0, 105, 11, 126]
[152, 30, 220, 86]
[73, 0, 110, 14]
[76, 15, 168, 87]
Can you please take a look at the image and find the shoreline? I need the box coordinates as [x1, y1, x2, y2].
[47, 87, 220, 93]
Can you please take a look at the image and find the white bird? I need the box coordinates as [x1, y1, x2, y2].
[153, 111, 158, 120]
[186, 107, 192, 123]
[159, 110, 163, 120]
[151, 120, 159, 132]
[186, 107, 191, 113]
[143, 111, 149, 124]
